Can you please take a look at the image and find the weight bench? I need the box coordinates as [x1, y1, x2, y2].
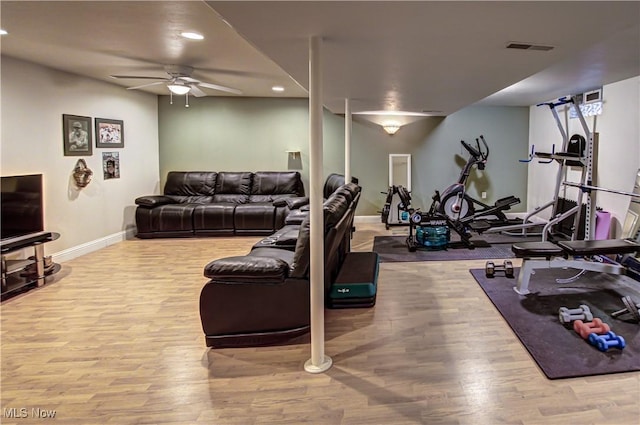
[511, 239, 640, 295]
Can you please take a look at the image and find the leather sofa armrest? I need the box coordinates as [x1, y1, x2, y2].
[135, 195, 176, 207]
[276, 196, 309, 209]
[204, 256, 289, 284]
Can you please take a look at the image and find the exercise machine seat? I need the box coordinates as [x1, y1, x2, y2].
[557, 239, 640, 256]
[512, 241, 564, 258]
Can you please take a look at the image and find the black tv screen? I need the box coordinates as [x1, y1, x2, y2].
[1, 174, 44, 240]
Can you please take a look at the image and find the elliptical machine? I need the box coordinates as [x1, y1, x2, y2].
[438, 135, 520, 226]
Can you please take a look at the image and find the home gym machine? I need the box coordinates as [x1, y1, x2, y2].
[394, 186, 477, 251]
[437, 135, 521, 227]
[486, 95, 596, 241]
[508, 95, 640, 298]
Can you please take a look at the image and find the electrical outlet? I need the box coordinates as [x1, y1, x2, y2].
[481, 191, 487, 199]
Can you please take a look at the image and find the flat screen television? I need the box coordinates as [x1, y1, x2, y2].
[1, 174, 44, 240]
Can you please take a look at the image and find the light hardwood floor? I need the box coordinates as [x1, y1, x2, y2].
[1, 223, 638, 425]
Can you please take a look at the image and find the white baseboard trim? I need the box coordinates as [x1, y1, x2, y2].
[52, 228, 137, 263]
[355, 215, 381, 224]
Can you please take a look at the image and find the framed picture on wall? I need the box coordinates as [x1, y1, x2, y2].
[95, 118, 124, 148]
[102, 152, 120, 180]
[63, 114, 92, 156]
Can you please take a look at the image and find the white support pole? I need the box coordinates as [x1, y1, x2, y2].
[304, 35, 332, 374]
[344, 98, 352, 183]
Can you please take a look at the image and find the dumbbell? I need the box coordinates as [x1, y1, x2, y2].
[485, 260, 514, 278]
[558, 304, 593, 324]
[587, 331, 626, 352]
[611, 295, 640, 322]
[573, 318, 610, 339]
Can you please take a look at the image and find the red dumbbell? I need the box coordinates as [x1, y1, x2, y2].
[573, 318, 611, 339]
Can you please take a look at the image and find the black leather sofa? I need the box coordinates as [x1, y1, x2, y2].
[199, 181, 361, 348]
[134, 171, 305, 238]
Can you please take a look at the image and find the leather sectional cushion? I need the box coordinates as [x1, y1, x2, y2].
[234, 203, 276, 232]
[150, 204, 198, 232]
[135, 195, 176, 207]
[193, 203, 235, 231]
[213, 172, 252, 204]
[204, 249, 294, 284]
[164, 171, 217, 203]
[284, 209, 307, 225]
[251, 171, 305, 197]
[251, 225, 301, 251]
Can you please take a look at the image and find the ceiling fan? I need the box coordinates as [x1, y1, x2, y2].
[110, 65, 242, 97]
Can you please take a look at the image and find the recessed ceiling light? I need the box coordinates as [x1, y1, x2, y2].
[272, 86, 285, 92]
[180, 31, 204, 40]
[0, 29, 8, 36]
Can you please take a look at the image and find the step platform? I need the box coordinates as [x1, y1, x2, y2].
[329, 252, 379, 309]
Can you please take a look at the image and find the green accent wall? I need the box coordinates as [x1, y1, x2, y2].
[158, 96, 529, 215]
[411, 106, 530, 211]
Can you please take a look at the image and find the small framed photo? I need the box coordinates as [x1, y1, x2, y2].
[63, 114, 92, 156]
[95, 118, 124, 148]
[102, 152, 120, 180]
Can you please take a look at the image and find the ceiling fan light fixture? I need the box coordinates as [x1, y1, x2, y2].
[168, 84, 191, 95]
[272, 85, 285, 92]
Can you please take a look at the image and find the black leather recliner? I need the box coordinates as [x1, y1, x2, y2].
[199, 182, 361, 348]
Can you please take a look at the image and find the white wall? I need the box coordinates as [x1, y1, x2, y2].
[1, 56, 160, 260]
[527, 76, 640, 237]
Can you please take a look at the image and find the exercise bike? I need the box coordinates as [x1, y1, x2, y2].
[395, 186, 476, 251]
[438, 135, 521, 227]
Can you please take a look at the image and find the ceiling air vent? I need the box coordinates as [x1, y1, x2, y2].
[506, 42, 554, 51]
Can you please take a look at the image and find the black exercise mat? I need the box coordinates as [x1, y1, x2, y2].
[373, 235, 519, 262]
[470, 267, 640, 379]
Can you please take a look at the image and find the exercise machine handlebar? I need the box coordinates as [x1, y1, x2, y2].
[519, 146, 535, 163]
[563, 181, 640, 198]
[460, 134, 489, 162]
[536, 96, 574, 109]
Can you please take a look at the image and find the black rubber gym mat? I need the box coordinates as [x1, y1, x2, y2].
[470, 267, 640, 379]
[372, 235, 517, 262]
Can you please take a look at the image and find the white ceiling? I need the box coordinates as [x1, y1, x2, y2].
[2, 1, 639, 118]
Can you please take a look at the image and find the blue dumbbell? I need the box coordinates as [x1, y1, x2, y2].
[587, 331, 626, 352]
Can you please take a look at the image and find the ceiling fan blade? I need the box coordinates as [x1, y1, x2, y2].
[111, 75, 168, 80]
[127, 81, 166, 90]
[189, 85, 207, 97]
[197, 82, 243, 95]
[180, 76, 200, 84]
